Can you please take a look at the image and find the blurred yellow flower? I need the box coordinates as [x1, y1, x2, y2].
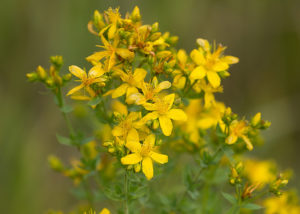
[244, 159, 276, 187]
[264, 192, 300, 214]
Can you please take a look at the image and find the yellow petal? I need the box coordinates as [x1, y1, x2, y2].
[88, 64, 105, 78]
[116, 48, 134, 60]
[190, 66, 206, 80]
[163, 93, 175, 110]
[112, 100, 128, 116]
[173, 75, 186, 89]
[159, 116, 173, 136]
[112, 83, 129, 98]
[196, 38, 211, 52]
[69, 65, 87, 79]
[129, 93, 146, 105]
[212, 61, 229, 71]
[126, 86, 139, 98]
[143, 103, 157, 111]
[190, 49, 205, 65]
[242, 135, 253, 151]
[121, 153, 142, 165]
[127, 112, 141, 121]
[226, 134, 238, 145]
[222, 56, 239, 64]
[133, 68, 147, 82]
[144, 134, 155, 147]
[112, 126, 123, 137]
[70, 95, 91, 101]
[142, 112, 158, 122]
[167, 109, 187, 121]
[177, 49, 187, 64]
[151, 152, 168, 164]
[86, 51, 109, 63]
[108, 23, 117, 39]
[155, 81, 171, 93]
[197, 118, 215, 129]
[142, 157, 153, 180]
[85, 86, 96, 97]
[100, 208, 110, 214]
[107, 52, 117, 71]
[207, 71, 221, 88]
[204, 92, 215, 108]
[67, 84, 84, 96]
[126, 128, 141, 153]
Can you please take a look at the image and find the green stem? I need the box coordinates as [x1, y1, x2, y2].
[124, 171, 129, 214]
[55, 87, 75, 136]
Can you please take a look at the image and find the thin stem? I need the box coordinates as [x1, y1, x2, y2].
[124, 171, 129, 214]
[55, 87, 75, 136]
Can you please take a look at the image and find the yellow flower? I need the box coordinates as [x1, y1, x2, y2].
[84, 208, 110, 214]
[121, 130, 168, 180]
[264, 192, 300, 214]
[112, 68, 147, 101]
[197, 101, 226, 129]
[244, 159, 276, 187]
[179, 99, 204, 144]
[173, 49, 193, 89]
[226, 120, 253, 150]
[67, 64, 106, 97]
[86, 30, 134, 71]
[193, 79, 223, 108]
[129, 77, 171, 105]
[111, 101, 147, 141]
[143, 94, 187, 136]
[99, 208, 110, 214]
[189, 38, 239, 88]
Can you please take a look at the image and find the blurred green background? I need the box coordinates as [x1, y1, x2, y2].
[1, 0, 300, 213]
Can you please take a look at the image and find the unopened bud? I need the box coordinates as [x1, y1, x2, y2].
[26, 72, 38, 82]
[36, 66, 47, 80]
[48, 155, 64, 172]
[151, 22, 159, 32]
[50, 56, 63, 70]
[131, 6, 141, 22]
[63, 73, 72, 82]
[134, 164, 141, 172]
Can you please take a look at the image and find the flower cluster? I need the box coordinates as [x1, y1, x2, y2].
[28, 6, 300, 214]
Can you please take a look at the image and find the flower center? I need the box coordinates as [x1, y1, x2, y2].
[140, 143, 151, 157]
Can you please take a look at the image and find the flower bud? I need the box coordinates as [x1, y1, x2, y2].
[50, 55, 63, 70]
[36, 65, 47, 80]
[48, 155, 64, 172]
[149, 32, 161, 41]
[251, 112, 261, 127]
[151, 22, 159, 32]
[131, 6, 141, 22]
[63, 73, 72, 82]
[134, 164, 141, 172]
[26, 72, 38, 82]
[45, 78, 54, 87]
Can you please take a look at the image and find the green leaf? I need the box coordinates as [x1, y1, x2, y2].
[88, 97, 102, 106]
[60, 105, 73, 113]
[222, 192, 237, 205]
[242, 203, 263, 210]
[56, 134, 72, 146]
